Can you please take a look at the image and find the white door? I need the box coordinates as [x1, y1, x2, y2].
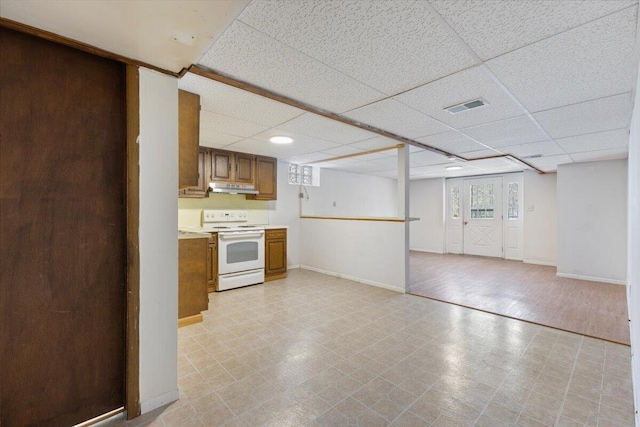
[463, 177, 503, 257]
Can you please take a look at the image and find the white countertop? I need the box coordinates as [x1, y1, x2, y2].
[261, 225, 288, 230]
[178, 231, 210, 240]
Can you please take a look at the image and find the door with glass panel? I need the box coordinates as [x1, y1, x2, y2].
[463, 177, 503, 257]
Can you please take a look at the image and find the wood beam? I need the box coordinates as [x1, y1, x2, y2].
[188, 65, 545, 174]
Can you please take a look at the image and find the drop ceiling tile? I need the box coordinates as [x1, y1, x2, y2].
[556, 128, 630, 153]
[526, 154, 573, 172]
[282, 152, 330, 165]
[200, 110, 269, 138]
[410, 150, 451, 166]
[458, 149, 503, 159]
[430, 0, 636, 60]
[533, 93, 633, 139]
[461, 115, 550, 148]
[238, 0, 478, 95]
[395, 66, 526, 128]
[199, 21, 385, 113]
[570, 147, 629, 163]
[320, 145, 365, 157]
[471, 158, 523, 172]
[486, 7, 638, 112]
[415, 131, 488, 154]
[199, 129, 242, 148]
[251, 129, 341, 152]
[410, 151, 451, 166]
[344, 99, 449, 139]
[276, 113, 375, 144]
[343, 161, 391, 174]
[501, 140, 565, 158]
[348, 136, 403, 151]
[179, 73, 304, 126]
[225, 138, 309, 158]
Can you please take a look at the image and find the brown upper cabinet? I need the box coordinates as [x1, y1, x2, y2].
[179, 148, 277, 201]
[210, 149, 254, 184]
[247, 156, 277, 201]
[178, 90, 200, 189]
[211, 149, 234, 182]
[181, 147, 209, 197]
[235, 152, 255, 184]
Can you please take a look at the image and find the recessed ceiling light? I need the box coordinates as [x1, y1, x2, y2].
[270, 136, 293, 144]
[446, 166, 463, 170]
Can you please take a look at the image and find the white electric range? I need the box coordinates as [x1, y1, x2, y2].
[195, 210, 265, 291]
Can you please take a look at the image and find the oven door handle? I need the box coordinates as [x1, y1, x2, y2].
[219, 231, 265, 240]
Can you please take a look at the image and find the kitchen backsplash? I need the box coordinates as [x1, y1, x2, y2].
[178, 193, 270, 227]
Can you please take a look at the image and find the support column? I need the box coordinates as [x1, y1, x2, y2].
[398, 144, 410, 292]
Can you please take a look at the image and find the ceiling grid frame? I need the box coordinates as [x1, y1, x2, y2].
[420, 1, 574, 162]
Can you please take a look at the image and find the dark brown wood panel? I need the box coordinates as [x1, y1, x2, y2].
[409, 251, 630, 345]
[0, 27, 127, 426]
[125, 64, 141, 419]
[178, 90, 200, 189]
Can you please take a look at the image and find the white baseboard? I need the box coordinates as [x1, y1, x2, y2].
[556, 272, 626, 286]
[523, 259, 557, 267]
[300, 265, 405, 293]
[140, 389, 179, 414]
[287, 264, 300, 269]
[409, 248, 445, 254]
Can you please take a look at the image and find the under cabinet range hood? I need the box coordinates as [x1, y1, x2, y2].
[209, 183, 259, 195]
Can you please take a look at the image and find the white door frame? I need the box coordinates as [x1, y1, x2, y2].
[445, 173, 523, 260]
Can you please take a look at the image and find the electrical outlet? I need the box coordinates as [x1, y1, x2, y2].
[527, 205, 535, 212]
[299, 193, 304, 199]
[333, 201, 336, 207]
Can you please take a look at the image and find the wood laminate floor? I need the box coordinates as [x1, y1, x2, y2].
[409, 252, 630, 346]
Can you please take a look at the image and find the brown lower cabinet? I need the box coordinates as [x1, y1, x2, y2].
[178, 236, 209, 327]
[207, 233, 218, 292]
[265, 228, 287, 281]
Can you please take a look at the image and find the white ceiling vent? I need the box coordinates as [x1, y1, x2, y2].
[444, 98, 488, 114]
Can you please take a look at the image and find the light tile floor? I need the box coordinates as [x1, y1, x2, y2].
[116, 269, 635, 427]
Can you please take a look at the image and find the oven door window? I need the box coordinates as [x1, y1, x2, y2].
[227, 241, 259, 264]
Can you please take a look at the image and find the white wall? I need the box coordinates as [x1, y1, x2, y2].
[523, 171, 558, 266]
[301, 168, 398, 218]
[268, 161, 301, 267]
[300, 219, 406, 292]
[627, 68, 639, 427]
[409, 178, 445, 253]
[557, 160, 628, 284]
[178, 195, 269, 226]
[138, 68, 179, 413]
